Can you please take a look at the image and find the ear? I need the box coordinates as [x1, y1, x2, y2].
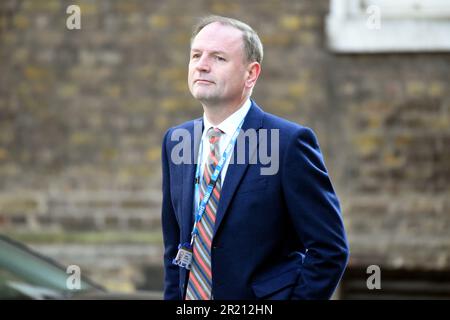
[245, 62, 261, 89]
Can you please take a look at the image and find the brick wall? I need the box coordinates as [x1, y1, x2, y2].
[1, 0, 449, 292]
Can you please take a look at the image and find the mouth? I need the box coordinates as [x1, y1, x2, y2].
[194, 79, 214, 85]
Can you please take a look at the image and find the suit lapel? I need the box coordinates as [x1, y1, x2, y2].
[181, 118, 203, 242]
[213, 101, 264, 237]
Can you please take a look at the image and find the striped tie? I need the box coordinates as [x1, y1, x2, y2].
[185, 127, 223, 300]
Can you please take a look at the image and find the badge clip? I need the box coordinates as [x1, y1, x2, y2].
[172, 243, 193, 270]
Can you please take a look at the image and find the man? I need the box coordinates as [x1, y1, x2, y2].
[161, 15, 349, 300]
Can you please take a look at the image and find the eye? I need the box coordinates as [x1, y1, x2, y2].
[216, 56, 226, 61]
[191, 53, 200, 59]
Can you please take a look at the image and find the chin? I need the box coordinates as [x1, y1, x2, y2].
[193, 91, 217, 101]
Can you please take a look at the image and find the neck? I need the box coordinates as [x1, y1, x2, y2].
[202, 96, 248, 126]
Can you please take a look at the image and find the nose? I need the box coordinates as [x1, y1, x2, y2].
[195, 55, 211, 73]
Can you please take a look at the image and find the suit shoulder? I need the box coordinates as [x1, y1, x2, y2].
[162, 118, 201, 143]
[262, 111, 315, 139]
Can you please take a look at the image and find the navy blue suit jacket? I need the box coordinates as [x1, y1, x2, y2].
[161, 100, 349, 300]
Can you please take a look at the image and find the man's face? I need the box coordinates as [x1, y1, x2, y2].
[188, 22, 248, 106]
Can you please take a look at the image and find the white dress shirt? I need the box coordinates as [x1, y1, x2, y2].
[193, 98, 251, 214]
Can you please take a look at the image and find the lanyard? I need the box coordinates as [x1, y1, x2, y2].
[190, 118, 245, 246]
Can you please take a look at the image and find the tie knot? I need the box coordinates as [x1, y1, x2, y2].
[207, 127, 223, 145]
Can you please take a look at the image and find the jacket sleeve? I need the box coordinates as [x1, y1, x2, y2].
[282, 127, 349, 299]
[161, 128, 182, 300]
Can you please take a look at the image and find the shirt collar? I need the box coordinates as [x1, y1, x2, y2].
[203, 98, 252, 137]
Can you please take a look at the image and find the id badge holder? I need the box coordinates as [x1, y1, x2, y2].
[172, 242, 193, 270]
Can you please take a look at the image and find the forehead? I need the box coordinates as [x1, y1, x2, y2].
[191, 22, 244, 55]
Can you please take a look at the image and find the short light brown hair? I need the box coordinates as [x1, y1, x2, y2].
[191, 15, 263, 64]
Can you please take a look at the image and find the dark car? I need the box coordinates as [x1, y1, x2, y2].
[0, 235, 162, 299]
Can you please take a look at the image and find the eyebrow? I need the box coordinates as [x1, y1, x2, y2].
[190, 49, 228, 56]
